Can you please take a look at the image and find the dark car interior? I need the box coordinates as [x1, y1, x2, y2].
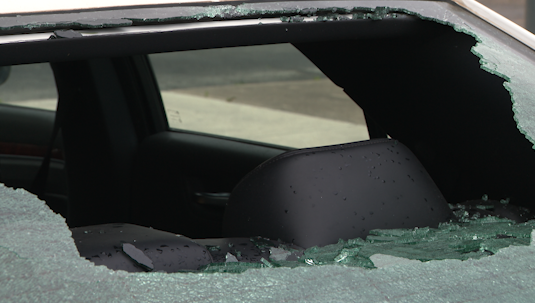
[1, 10, 535, 272]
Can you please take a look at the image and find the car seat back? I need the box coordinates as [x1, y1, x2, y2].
[223, 139, 453, 248]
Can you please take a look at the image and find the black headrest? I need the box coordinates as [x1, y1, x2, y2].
[223, 139, 453, 248]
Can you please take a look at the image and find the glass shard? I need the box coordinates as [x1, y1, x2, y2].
[122, 243, 154, 271]
[225, 252, 238, 263]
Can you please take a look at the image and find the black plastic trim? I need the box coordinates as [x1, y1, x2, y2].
[0, 17, 431, 66]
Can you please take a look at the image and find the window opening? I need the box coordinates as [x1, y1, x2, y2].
[151, 44, 369, 148]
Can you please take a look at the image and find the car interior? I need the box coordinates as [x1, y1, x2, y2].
[1, 12, 535, 272]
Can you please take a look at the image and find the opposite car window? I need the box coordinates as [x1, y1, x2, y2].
[0, 63, 57, 111]
[151, 44, 369, 148]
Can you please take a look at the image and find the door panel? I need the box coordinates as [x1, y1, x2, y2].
[129, 131, 285, 238]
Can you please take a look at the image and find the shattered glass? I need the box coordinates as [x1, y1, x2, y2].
[198, 211, 535, 273]
[122, 243, 154, 271]
[4, 184, 535, 301]
[225, 252, 239, 262]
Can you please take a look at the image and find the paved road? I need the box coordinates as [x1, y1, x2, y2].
[151, 44, 365, 124]
[0, 44, 322, 102]
[151, 44, 324, 90]
[0, 63, 57, 102]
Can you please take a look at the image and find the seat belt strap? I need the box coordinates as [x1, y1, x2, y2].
[31, 97, 65, 199]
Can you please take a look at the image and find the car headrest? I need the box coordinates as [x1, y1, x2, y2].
[223, 139, 453, 248]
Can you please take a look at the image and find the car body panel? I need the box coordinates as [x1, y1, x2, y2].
[452, 0, 535, 50]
